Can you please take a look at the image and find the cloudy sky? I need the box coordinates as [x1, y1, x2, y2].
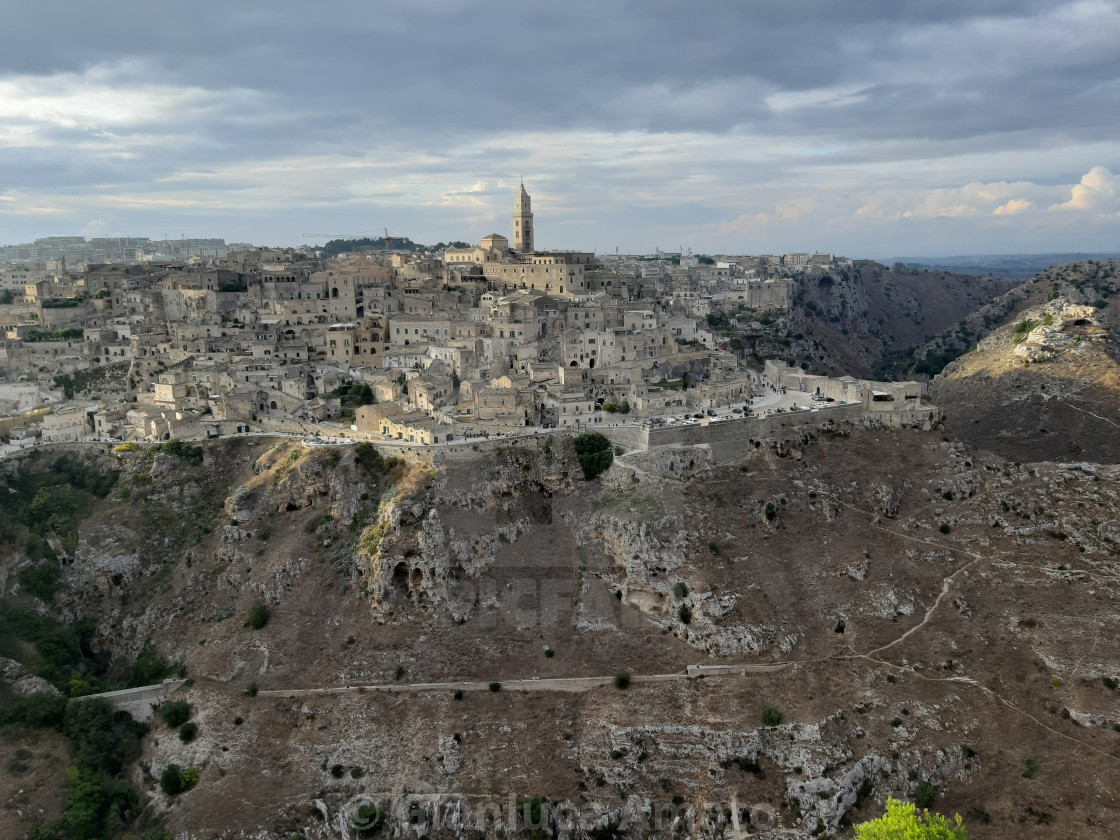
[2, 0, 1119, 257]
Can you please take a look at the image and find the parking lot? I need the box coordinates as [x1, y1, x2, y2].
[631, 383, 852, 429]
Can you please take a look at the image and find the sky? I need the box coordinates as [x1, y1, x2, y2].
[1, 0, 1119, 258]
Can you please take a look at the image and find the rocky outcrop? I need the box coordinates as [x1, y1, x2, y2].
[0, 655, 60, 696]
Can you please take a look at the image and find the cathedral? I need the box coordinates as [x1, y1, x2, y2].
[443, 182, 596, 298]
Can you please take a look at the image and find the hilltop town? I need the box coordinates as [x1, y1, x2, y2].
[0, 184, 930, 451]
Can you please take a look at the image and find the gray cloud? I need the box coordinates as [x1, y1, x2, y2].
[1, 1, 1119, 255]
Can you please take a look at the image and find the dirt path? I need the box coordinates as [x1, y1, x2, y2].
[256, 663, 790, 698]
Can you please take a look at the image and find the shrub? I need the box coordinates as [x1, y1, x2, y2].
[761, 706, 781, 726]
[854, 798, 966, 839]
[614, 671, 631, 689]
[160, 764, 184, 795]
[1104, 677, 1118, 691]
[678, 604, 692, 624]
[245, 682, 258, 697]
[247, 602, 270, 629]
[394, 666, 405, 681]
[488, 682, 502, 692]
[913, 781, 935, 809]
[18, 561, 62, 602]
[331, 764, 345, 778]
[673, 582, 689, 599]
[707, 540, 720, 555]
[544, 648, 555, 658]
[150, 439, 203, 466]
[353, 802, 383, 836]
[573, 433, 614, 480]
[453, 690, 464, 701]
[131, 641, 174, 687]
[1013, 319, 1038, 343]
[765, 502, 777, 521]
[1022, 757, 1038, 779]
[0, 692, 68, 729]
[180, 766, 200, 790]
[160, 700, 191, 728]
[233, 716, 243, 725]
[354, 442, 384, 474]
[178, 722, 198, 743]
[939, 523, 951, 534]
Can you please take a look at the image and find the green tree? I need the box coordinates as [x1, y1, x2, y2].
[573, 433, 613, 480]
[854, 798, 967, 839]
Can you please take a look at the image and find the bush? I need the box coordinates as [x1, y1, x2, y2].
[160, 700, 191, 728]
[131, 641, 174, 687]
[394, 666, 405, 681]
[453, 690, 464, 701]
[150, 439, 204, 466]
[765, 503, 777, 522]
[0, 691, 68, 729]
[354, 442, 384, 474]
[1013, 319, 1037, 341]
[939, 523, 951, 534]
[913, 782, 935, 809]
[761, 706, 781, 726]
[854, 798, 966, 839]
[178, 722, 198, 743]
[673, 582, 689, 599]
[488, 682, 502, 692]
[573, 433, 614, 480]
[247, 602, 270, 629]
[1022, 757, 1038, 779]
[678, 604, 692, 624]
[18, 561, 61, 601]
[160, 764, 184, 796]
[614, 671, 631, 689]
[246, 682, 258, 697]
[353, 802, 383, 836]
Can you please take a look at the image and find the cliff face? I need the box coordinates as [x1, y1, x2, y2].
[930, 260, 1120, 462]
[5, 428, 1120, 839]
[730, 263, 1016, 378]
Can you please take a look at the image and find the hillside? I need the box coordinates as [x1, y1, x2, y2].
[726, 263, 1016, 379]
[3, 429, 1120, 839]
[929, 260, 1120, 462]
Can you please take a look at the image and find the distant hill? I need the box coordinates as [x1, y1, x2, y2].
[888, 253, 1120, 283]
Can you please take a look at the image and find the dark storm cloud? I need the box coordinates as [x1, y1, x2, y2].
[2, 1, 1118, 253]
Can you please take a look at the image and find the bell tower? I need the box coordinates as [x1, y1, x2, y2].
[513, 180, 534, 253]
